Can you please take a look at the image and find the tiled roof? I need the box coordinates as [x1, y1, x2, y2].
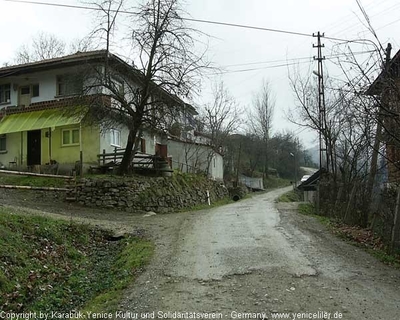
[0, 50, 109, 76]
[0, 50, 195, 112]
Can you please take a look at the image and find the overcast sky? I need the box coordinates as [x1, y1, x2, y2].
[1, 0, 399, 148]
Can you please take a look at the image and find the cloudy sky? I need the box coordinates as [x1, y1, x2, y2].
[1, 0, 399, 148]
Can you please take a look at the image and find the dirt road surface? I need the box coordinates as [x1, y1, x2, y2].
[120, 187, 400, 319]
[1, 187, 399, 319]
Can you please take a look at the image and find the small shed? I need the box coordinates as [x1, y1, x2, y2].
[297, 169, 322, 202]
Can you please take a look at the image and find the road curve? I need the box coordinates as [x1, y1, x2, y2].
[122, 186, 400, 319]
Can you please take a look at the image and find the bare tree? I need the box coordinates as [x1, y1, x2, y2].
[248, 80, 275, 178]
[82, 0, 209, 175]
[85, 0, 124, 54]
[15, 32, 66, 64]
[200, 82, 242, 174]
[69, 37, 95, 53]
[202, 82, 241, 146]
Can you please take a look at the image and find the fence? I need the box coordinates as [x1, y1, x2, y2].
[95, 147, 172, 175]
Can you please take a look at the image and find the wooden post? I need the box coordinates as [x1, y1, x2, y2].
[80, 150, 83, 179]
[20, 131, 24, 166]
[391, 187, 400, 252]
[102, 149, 106, 165]
[114, 146, 117, 163]
[79, 122, 83, 178]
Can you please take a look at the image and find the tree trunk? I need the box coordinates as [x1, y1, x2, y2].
[344, 182, 357, 224]
[264, 139, 269, 179]
[118, 129, 137, 175]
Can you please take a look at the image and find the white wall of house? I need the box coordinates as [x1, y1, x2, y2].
[31, 72, 57, 103]
[0, 131, 25, 167]
[167, 139, 223, 180]
[99, 125, 163, 164]
[100, 125, 130, 155]
[0, 67, 100, 109]
[209, 153, 224, 180]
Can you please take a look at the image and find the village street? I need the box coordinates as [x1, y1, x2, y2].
[1, 187, 399, 319]
[119, 187, 400, 319]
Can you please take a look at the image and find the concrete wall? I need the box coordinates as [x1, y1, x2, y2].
[100, 125, 130, 154]
[99, 127, 161, 158]
[167, 139, 224, 180]
[47, 124, 100, 165]
[0, 131, 25, 167]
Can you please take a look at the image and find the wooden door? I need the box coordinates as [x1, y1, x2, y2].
[19, 86, 31, 107]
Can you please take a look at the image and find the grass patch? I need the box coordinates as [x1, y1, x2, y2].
[264, 177, 291, 190]
[368, 249, 400, 267]
[0, 209, 153, 312]
[298, 203, 330, 225]
[0, 174, 67, 188]
[277, 190, 301, 202]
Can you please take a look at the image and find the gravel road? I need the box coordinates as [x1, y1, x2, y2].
[119, 186, 400, 319]
[1, 187, 399, 319]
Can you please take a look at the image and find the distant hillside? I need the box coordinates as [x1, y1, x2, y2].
[305, 145, 319, 167]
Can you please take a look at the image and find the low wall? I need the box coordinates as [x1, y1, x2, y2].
[70, 175, 229, 213]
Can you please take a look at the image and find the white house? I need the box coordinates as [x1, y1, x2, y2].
[0, 50, 224, 179]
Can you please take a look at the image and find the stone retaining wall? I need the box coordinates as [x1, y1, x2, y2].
[70, 175, 229, 213]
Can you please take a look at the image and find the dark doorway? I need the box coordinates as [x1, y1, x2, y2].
[155, 143, 168, 159]
[27, 130, 41, 166]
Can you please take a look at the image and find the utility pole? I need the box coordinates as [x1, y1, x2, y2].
[313, 31, 327, 216]
[313, 31, 328, 172]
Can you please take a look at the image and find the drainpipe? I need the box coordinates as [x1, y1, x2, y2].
[48, 128, 52, 162]
[20, 131, 23, 166]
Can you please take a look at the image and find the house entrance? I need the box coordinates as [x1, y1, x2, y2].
[27, 130, 41, 166]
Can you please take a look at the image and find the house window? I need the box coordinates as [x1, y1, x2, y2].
[20, 86, 30, 95]
[62, 128, 80, 146]
[32, 84, 40, 97]
[0, 84, 11, 103]
[57, 75, 83, 96]
[0, 135, 6, 151]
[110, 129, 121, 147]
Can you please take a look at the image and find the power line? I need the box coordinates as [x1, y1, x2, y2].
[222, 57, 312, 68]
[222, 50, 376, 69]
[217, 61, 311, 74]
[218, 50, 377, 74]
[1, 0, 350, 41]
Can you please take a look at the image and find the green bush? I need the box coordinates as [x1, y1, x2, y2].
[277, 190, 301, 202]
